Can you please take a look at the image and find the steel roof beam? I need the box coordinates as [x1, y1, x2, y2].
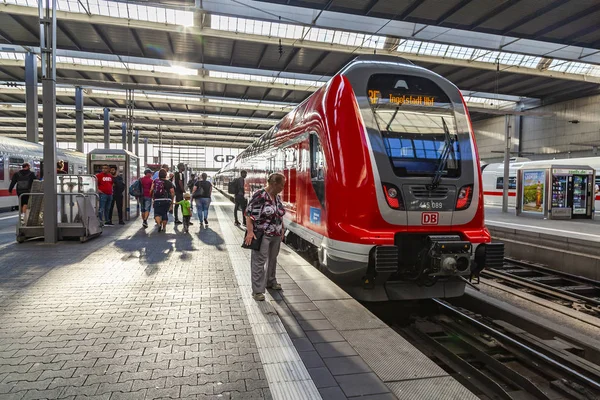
[200, 0, 600, 63]
[435, 0, 473, 25]
[532, 3, 600, 39]
[0, 58, 320, 92]
[0, 127, 256, 141]
[0, 101, 278, 125]
[4, 3, 600, 72]
[500, 0, 569, 35]
[2, 133, 251, 148]
[0, 116, 264, 133]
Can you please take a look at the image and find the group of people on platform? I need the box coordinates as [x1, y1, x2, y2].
[96, 163, 287, 302]
[130, 163, 213, 234]
[95, 164, 127, 226]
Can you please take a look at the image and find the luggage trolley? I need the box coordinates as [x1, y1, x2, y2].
[16, 175, 103, 243]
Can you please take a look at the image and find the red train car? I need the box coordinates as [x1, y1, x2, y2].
[215, 55, 503, 301]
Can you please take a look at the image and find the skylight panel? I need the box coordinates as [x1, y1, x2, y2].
[208, 71, 323, 87]
[445, 46, 473, 60]
[547, 59, 592, 74]
[419, 42, 448, 57]
[211, 15, 383, 49]
[6, 0, 194, 26]
[471, 49, 500, 63]
[396, 40, 422, 54]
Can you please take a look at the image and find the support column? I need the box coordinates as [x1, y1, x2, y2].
[75, 86, 84, 153]
[143, 137, 148, 168]
[40, 0, 58, 243]
[25, 52, 38, 143]
[121, 122, 126, 149]
[103, 108, 110, 149]
[502, 114, 511, 213]
[134, 130, 139, 155]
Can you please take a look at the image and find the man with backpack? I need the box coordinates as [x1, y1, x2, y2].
[8, 162, 37, 223]
[137, 169, 154, 228]
[233, 170, 247, 227]
[151, 169, 175, 233]
[109, 167, 126, 225]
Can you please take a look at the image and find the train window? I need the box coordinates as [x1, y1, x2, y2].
[9, 157, 24, 180]
[310, 134, 326, 207]
[496, 177, 516, 190]
[367, 74, 461, 178]
[0, 155, 4, 181]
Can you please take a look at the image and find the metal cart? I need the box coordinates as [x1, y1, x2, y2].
[16, 175, 103, 243]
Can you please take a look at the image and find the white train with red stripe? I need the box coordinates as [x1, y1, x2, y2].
[483, 157, 600, 208]
[0, 137, 87, 210]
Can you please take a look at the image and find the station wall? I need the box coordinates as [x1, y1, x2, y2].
[473, 94, 600, 163]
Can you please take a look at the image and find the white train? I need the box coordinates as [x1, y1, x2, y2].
[483, 156, 600, 209]
[0, 137, 87, 210]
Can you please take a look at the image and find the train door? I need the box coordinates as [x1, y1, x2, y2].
[309, 134, 326, 208]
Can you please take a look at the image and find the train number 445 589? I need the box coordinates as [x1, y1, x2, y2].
[421, 212, 439, 225]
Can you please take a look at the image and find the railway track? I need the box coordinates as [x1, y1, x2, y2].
[388, 299, 600, 400]
[480, 258, 600, 317]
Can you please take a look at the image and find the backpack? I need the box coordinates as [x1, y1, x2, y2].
[228, 179, 238, 194]
[129, 179, 142, 197]
[193, 181, 210, 198]
[16, 171, 32, 192]
[153, 179, 167, 199]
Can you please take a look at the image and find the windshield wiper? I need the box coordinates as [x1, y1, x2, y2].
[428, 118, 456, 189]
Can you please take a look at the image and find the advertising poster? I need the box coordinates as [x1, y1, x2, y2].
[522, 170, 546, 213]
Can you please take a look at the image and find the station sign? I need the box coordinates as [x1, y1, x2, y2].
[552, 169, 592, 175]
[90, 154, 127, 161]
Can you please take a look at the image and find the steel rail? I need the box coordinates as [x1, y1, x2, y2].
[433, 299, 600, 392]
[504, 257, 600, 287]
[483, 269, 600, 308]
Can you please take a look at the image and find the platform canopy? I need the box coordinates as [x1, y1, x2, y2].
[0, 0, 598, 146]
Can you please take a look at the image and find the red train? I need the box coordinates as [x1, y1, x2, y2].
[214, 55, 503, 301]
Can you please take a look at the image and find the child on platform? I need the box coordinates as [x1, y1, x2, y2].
[177, 193, 192, 233]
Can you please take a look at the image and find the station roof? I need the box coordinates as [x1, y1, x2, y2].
[0, 0, 598, 146]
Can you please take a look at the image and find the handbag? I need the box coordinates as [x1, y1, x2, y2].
[241, 229, 264, 251]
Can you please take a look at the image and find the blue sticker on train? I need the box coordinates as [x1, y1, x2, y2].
[310, 207, 321, 225]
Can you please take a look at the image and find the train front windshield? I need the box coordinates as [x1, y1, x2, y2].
[367, 74, 461, 178]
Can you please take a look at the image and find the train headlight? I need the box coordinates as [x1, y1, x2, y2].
[382, 183, 404, 210]
[455, 184, 473, 211]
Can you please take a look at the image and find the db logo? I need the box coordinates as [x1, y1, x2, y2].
[421, 212, 439, 225]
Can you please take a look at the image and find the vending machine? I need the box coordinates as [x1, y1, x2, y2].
[517, 165, 595, 220]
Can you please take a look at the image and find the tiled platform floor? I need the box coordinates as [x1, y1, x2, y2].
[0, 194, 476, 400]
[0, 203, 271, 400]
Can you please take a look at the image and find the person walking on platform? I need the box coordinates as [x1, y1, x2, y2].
[173, 163, 186, 225]
[244, 173, 286, 301]
[192, 173, 212, 227]
[152, 164, 169, 180]
[139, 169, 154, 228]
[109, 167, 126, 225]
[151, 168, 175, 233]
[8, 162, 36, 223]
[234, 170, 248, 227]
[187, 174, 197, 193]
[177, 193, 192, 233]
[95, 164, 113, 226]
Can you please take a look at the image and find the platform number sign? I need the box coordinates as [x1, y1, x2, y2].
[421, 212, 439, 225]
